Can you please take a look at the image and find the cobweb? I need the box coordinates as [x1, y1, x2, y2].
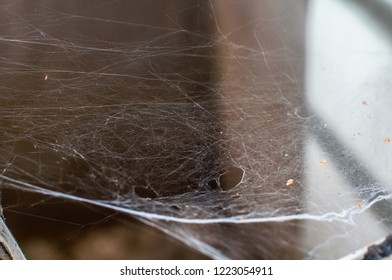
[1, 0, 392, 259]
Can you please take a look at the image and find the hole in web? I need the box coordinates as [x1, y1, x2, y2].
[207, 167, 245, 192]
[207, 179, 219, 189]
[170, 205, 181, 211]
[134, 187, 158, 199]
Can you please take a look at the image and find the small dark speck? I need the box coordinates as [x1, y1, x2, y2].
[207, 179, 219, 189]
[170, 205, 181, 211]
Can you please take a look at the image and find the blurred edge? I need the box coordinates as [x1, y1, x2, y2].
[0, 216, 25, 260]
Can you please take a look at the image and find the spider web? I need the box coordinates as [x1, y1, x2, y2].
[0, 0, 391, 259]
